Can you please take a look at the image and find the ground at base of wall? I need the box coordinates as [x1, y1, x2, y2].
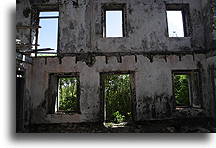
[28, 117, 215, 133]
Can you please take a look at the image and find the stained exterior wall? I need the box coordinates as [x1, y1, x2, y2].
[57, 0, 205, 53]
[16, 0, 33, 132]
[16, 0, 214, 128]
[30, 54, 207, 124]
[16, 0, 31, 44]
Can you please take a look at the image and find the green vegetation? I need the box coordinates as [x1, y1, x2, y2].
[58, 77, 79, 112]
[174, 74, 190, 106]
[104, 74, 132, 123]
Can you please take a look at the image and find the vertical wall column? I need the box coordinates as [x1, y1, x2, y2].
[80, 68, 101, 122]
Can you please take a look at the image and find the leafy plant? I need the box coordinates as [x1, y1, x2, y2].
[104, 74, 132, 123]
[113, 111, 125, 123]
[58, 77, 78, 112]
[174, 75, 190, 106]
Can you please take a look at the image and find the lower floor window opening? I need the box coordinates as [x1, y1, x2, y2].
[173, 74, 191, 107]
[173, 70, 202, 109]
[55, 77, 80, 113]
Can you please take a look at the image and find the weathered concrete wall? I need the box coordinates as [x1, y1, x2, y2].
[201, 0, 215, 121]
[29, 54, 207, 124]
[16, 0, 33, 132]
[16, 0, 214, 126]
[30, 0, 206, 53]
[16, 0, 31, 44]
[211, 0, 216, 41]
[202, 55, 216, 123]
[92, 0, 204, 53]
[201, 0, 212, 50]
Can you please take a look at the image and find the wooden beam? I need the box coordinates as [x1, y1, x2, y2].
[16, 25, 41, 29]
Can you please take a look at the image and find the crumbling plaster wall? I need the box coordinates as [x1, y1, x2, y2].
[16, 0, 33, 131]
[201, 0, 215, 120]
[201, 0, 212, 50]
[29, 0, 207, 53]
[202, 56, 215, 117]
[16, 0, 32, 44]
[56, 0, 205, 54]
[22, 0, 213, 124]
[30, 54, 207, 124]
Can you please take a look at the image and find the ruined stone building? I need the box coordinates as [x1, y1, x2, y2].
[16, 0, 215, 133]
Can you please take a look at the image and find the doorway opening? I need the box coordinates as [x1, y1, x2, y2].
[100, 72, 135, 127]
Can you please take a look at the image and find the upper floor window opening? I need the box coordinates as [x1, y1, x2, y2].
[102, 3, 127, 38]
[167, 10, 184, 37]
[32, 11, 59, 57]
[166, 4, 191, 38]
[105, 10, 123, 37]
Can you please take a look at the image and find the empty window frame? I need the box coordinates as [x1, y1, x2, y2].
[33, 11, 59, 56]
[56, 77, 80, 113]
[172, 70, 201, 108]
[102, 4, 127, 38]
[48, 73, 80, 114]
[166, 4, 191, 37]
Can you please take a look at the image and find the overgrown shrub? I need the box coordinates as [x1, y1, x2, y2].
[104, 74, 132, 123]
[174, 75, 190, 106]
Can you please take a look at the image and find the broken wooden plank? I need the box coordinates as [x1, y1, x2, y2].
[16, 25, 41, 29]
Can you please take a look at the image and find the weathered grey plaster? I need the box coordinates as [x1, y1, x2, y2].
[16, 0, 214, 126]
[29, 54, 208, 123]
[16, 0, 32, 44]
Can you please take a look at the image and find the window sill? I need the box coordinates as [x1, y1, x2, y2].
[54, 111, 81, 115]
[175, 106, 202, 111]
[176, 106, 191, 109]
[168, 36, 191, 40]
[102, 37, 127, 39]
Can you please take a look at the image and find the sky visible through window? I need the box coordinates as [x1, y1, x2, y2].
[35, 11, 186, 53]
[106, 10, 123, 37]
[37, 12, 59, 54]
[167, 11, 184, 37]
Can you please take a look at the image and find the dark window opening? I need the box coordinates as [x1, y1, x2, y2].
[32, 11, 59, 57]
[100, 72, 135, 127]
[172, 70, 201, 108]
[102, 4, 126, 38]
[166, 4, 191, 37]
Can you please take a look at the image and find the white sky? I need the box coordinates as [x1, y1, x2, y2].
[106, 10, 123, 37]
[37, 10, 185, 51]
[167, 11, 184, 37]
